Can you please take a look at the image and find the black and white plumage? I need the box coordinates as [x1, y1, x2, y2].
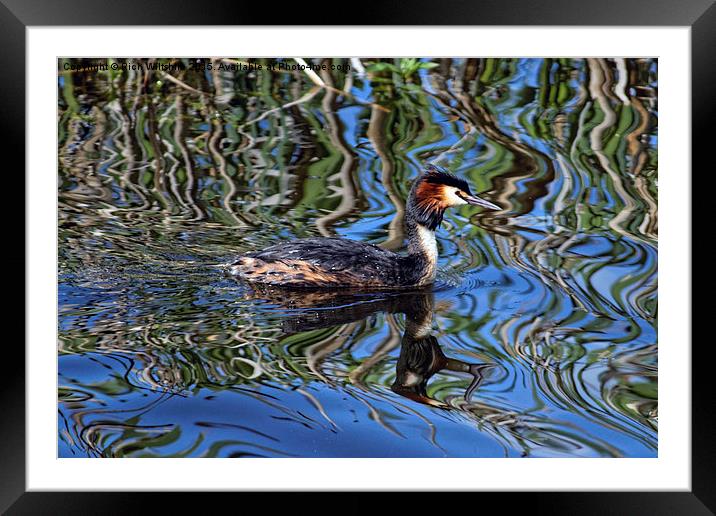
[231, 164, 500, 289]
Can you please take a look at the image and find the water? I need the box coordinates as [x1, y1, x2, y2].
[58, 58, 658, 458]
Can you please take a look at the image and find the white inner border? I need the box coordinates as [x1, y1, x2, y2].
[28, 27, 690, 491]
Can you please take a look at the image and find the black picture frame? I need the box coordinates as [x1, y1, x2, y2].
[3, 1, 712, 513]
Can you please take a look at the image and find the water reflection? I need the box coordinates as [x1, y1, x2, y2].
[392, 297, 493, 407]
[248, 288, 494, 408]
[58, 57, 658, 458]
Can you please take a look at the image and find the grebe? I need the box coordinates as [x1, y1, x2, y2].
[231, 164, 500, 288]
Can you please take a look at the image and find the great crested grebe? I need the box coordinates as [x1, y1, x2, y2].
[230, 164, 500, 288]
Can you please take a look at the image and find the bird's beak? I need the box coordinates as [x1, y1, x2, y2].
[465, 194, 500, 210]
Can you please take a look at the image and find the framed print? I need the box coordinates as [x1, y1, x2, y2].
[4, 0, 713, 513]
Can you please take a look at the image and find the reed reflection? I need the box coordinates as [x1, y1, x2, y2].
[59, 57, 658, 458]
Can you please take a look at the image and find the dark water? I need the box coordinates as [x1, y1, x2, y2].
[58, 58, 658, 458]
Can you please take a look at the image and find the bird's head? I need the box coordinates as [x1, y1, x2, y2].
[408, 164, 500, 230]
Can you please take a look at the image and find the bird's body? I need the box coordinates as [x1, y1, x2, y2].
[233, 237, 424, 288]
[230, 165, 499, 289]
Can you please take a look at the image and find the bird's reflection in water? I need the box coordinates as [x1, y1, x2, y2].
[393, 296, 493, 408]
[244, 285, 495, 408]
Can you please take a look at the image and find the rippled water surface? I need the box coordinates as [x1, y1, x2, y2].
[58, 58, 658, 458]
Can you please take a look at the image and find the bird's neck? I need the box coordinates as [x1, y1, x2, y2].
[400, 184, 448, 286]
[403, 215, 439, 285]
[406, 217, 437, 260]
